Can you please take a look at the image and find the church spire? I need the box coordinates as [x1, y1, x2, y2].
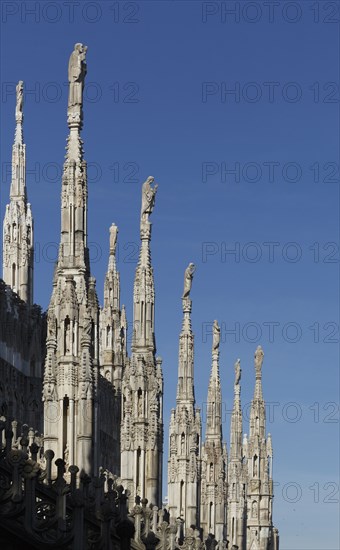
[176, 263, 196, 404]
[3, 80, 34, 305]
[103, 223, 120, 312]
[131, 176, 158, 354]
[249, 345, 265, 440]
[168, 263, 201, 532]
[245, 346, 278, 550]
[43, 44, 100, 477]
[98, 223, 126, 474]
[200, 321, 227, 541]
[229, 358, 243, 461]
[121, 177, 163, 508]
[227, 359, 247, 549]
[205, 320, 223, 441]
[100, 223, 126, 391]
[59, 43, 88, 271]
[11, 81, 25, 198]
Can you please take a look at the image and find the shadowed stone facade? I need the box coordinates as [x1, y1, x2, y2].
[0, 45, 279, 550]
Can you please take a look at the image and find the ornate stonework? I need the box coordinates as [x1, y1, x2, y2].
[0, 45, 279, 550]
[121, 176, 163, 508]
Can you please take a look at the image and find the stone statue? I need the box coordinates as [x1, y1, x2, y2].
[26, 224, 31, 245]
[64, 442, 70, 468]
[138, 393, 144, 416]
[254, 345, 264, 373]
[182, 262, 195, 299]
[141, 176, 158, 221]
[109, 223, 118, 254]
[16, 81, 23, 119]
[68, 43, 87, 109]
[234, 358, 241, 386]
[212, 319, 220, 351]
[83, 315, 92, 337]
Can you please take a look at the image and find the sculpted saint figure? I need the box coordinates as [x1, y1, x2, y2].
[83, 314, 92, 337]
[141, 176, 158, 221]
[254, 345, 264, 373]
[234, 358, 241, 386]
[109, 223, 118, 254]
[182, 262, 195, 299]
[212, 319, 220, 351]
[68, 43, 87, 108]
[16, 81, 24, 119]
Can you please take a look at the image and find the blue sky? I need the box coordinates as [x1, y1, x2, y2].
[0, 2, 339, 548]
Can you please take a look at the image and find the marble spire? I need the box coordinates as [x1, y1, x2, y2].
[121, 176, 163, 508]
[43, 44, 100, 476]
[176, 262, 196, 404]
[246, 346, 276, 550]
[228, 359, 247, 549]
[168, 263, 201, 533]
[3, 80, 34, 305]
[131, 176, 158, 354]
[200, 321, 227, 541]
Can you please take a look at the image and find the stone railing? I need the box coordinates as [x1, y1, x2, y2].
[0, 417, 223, 550]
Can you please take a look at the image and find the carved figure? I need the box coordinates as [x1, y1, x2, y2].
[109, 223, 118, 254]
[254, 345, 264, 374]
[138, 392, 143, 416]
[16, 81, 24, 118]
[83, 314, 92, 337]
[26, 225, 31, 245]
[182, 262, 195, 299]
[212, 319, 220, 351]
[252, 500, 258, 518]
[141, 176, 158, 221]
[234, 359, 241, 386]
[68, 43, 87, 109]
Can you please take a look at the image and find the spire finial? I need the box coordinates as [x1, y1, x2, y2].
[14, 80, 24, 144]
[212, 319, 220, 353]
[234, 358, 241, 387]
[254, 345, 264, 378]
[67, 43, 87, 128]
[182, 261, 195, 301]
[253, 345, 264, 402]
[181, 262, 195, 325]
[141, 176, 158, 226]
[109, 223, 118, 255]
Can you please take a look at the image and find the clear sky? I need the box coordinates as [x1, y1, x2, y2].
[0, 2, 339, 548]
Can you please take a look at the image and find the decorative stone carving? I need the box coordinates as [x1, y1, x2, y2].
[15, 80, 24, 120]
[254, 345, 264, 374]
[68, 43, 87, 109]
[141, 176, 158, 222]
[182, 262, 195, 299]
[212, 319, 220, 351]
[234, 358, 241, 386]
[109, 223, 118, 254]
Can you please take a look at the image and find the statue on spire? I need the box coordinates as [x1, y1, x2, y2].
[15, 81, 24, 120]
[109, 223, 118, 255]
[234, 358, 241, 386]
[141, 176, 158, 222]
[212, 320, 220, 351]
[254, 345, 264, 375]
[68, 43, 87, 109]
[182, 262, 195, 299]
